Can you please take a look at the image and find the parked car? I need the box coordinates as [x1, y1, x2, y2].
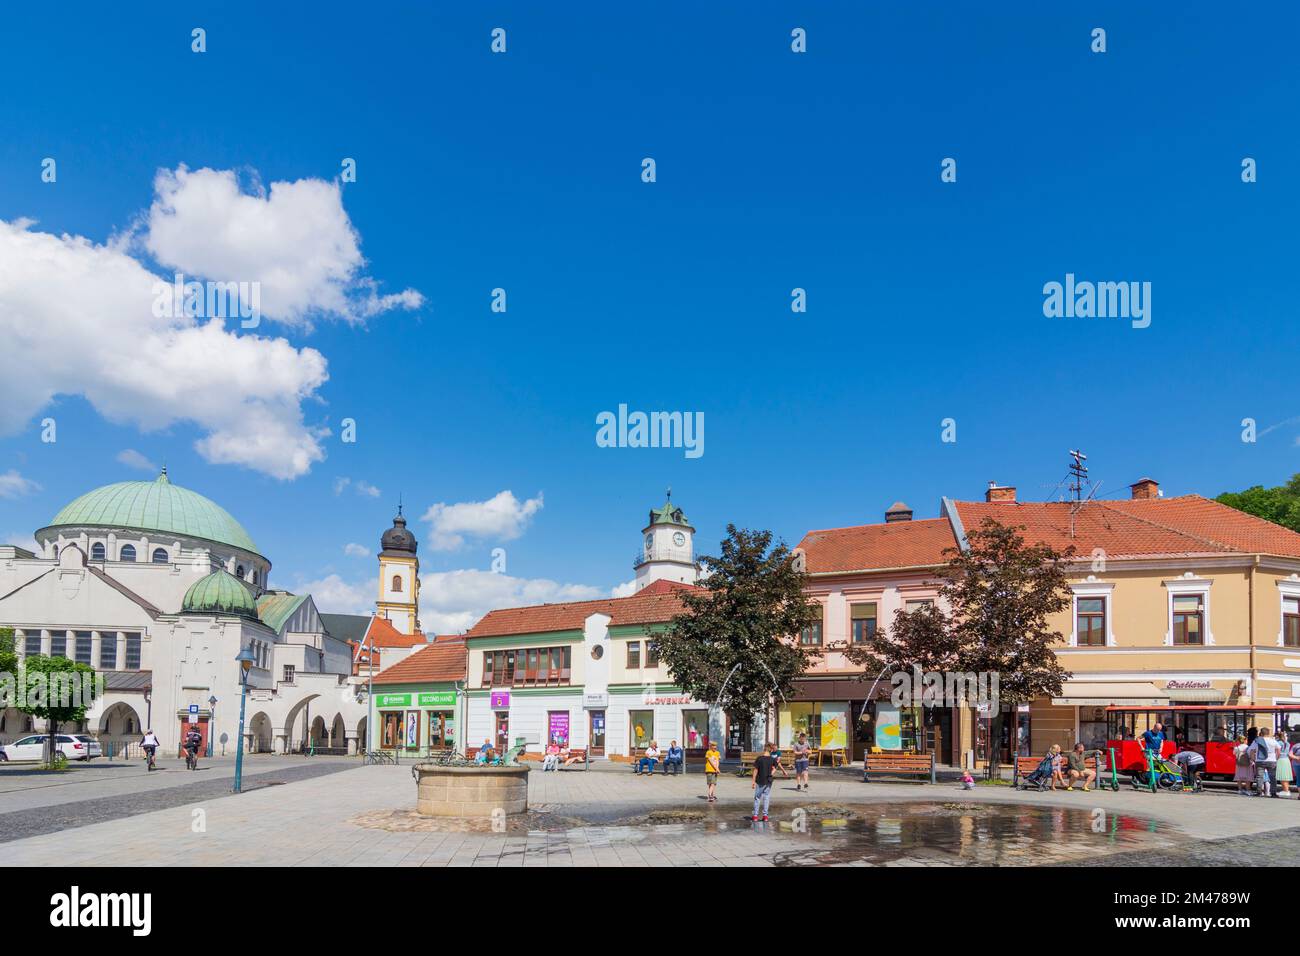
[0, 734, 97, 762]
[73, 734, 103, 759]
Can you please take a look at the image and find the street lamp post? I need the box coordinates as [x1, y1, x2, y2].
[207, 694, 217, 758]
[233, 648, 256, 794]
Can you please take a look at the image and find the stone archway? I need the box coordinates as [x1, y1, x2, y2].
[279, 694, 321, 754]
[249, 712, 273, 753]
[357, 716, 368, 754]
[98, 702, 142, 737]
[309, 715, 327, 747]
[330, 713, 346, 748]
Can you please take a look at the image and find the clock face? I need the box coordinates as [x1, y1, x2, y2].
[645, 533, 653, 553]
[673, 531, 686, 547]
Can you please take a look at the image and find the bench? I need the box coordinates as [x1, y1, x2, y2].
[738, 751, 793, 776]
[1013, 751, 1115, 791]
[861, 752, 935, 784]
[558, 748, 589, 771]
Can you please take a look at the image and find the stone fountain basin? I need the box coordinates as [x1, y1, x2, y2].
[413, 764, 530, 818]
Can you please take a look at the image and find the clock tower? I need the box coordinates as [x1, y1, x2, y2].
[376, 506, 420, 634]
[634, 490, 697, 591]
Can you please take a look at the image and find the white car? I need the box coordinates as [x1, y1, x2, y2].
[1, 734, 98, 762]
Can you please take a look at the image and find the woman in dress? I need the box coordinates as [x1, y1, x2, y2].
[1277, 734, 1297, 797]
[1232, 735, 1254, 795]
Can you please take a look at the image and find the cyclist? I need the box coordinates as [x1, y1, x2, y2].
[141, 729, 160, 770]
[183, 727, 203, 769]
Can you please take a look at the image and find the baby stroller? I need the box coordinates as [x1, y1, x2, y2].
[1018, 753, 1055, 791]
[1129, 751, 1185, 792]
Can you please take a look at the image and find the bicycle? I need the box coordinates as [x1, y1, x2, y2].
[144, 746, 157, 771]
[185, 748, 198, 770]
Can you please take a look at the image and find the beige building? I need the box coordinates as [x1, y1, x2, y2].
[795, 477, 1300, 767]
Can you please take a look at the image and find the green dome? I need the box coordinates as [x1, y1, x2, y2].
[182, 570, 258, 619]
[43, 469, 261, 556]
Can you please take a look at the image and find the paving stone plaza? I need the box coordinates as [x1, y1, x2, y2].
[3, 757, 1297, 867]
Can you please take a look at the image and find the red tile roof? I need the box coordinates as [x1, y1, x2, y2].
[466, 578, 702, 639]
[365, 615, 430, 648]
[373, 640, 468, 684]
[951, 495, 1300, 559]
[795, 518, 958, 574]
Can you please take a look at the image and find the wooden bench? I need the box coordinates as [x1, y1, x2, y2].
[558, 748, 589, 771]
[1013, 751, 1113, 790]
[861, 752, 935, 783]
[738, 750, 793, 776]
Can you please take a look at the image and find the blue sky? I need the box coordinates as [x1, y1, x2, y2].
[1, 3, 1297, 629]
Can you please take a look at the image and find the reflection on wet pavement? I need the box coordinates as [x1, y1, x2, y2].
[543, 801, 1186, 866]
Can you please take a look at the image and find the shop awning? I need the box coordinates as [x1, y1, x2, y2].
[1164, 687, 1227, 703]
[1051, 681, 1170, 706]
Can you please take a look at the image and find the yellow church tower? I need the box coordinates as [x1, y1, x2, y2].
[376, 506, 420, 634]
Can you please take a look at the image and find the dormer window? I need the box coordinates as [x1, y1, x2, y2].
[91, 543, 105, 560]
[120, 545, 136, 562]
[152, 548, 169, 564]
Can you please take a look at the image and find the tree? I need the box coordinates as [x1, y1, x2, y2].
[0, 627, 15, 677]
[657, 525, 821, 740]
[844, 601, 963, 682]
[1216, 475, 1300, 533]
[17, 655, 98, 768]
[944, 519, 1074, 776]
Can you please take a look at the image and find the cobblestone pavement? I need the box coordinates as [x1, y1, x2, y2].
[1, 763, 1296, 866]
[0, 756, 355, 844]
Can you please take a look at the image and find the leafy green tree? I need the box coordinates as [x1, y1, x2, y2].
[843, 601, 963, 680]
[656, 525, 821, 739]
[0, 627, 15, 677]
[17, 655, 98, 768]
[1216, 475, 1300, 533]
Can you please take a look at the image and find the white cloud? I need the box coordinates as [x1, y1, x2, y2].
[295, 565, 604, 636]
[141, 166, 423, 327]
[610, 579, 637, 598]
[294, 573, 376, 616]
[0, 470, 40, 499]
[418, 569, 602, 634]
[0, 217, 328, 479]
[421, 490, 544, 551]
[343, 543, 370, 557]
[116, 449, 157, 472]
[355, 480, 381, 498]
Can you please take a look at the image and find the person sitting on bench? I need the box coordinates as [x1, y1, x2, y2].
[663, 740, 684, 775]
[1065, 743, 1095, 792]
[637, 741, 660, 775]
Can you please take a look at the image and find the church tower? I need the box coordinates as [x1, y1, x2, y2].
[634, 490, 697, 591]
[376, 506, 420, 634]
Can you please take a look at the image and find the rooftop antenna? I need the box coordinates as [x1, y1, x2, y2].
[1066, 449, 1104, 537]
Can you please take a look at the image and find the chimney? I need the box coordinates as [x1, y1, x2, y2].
[1130, 477, 1160, 500]
[884, 501, 913, 523]
[985, 481, 1016, 503]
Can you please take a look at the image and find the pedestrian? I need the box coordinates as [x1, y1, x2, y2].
[1275, 734, 1294, 797]
[792, 732, 811, 792]
[751, 742, 777, 823]
[1250, 727, 1281, 797]
[1141, 722, 1165, 758]
[1066, 743, 1096, 792]
[1290, 737, 1300, 796]
[704, 738, 722, 803]
[1232, 735, 1254, 795]
[1171, 748, 1206, 791]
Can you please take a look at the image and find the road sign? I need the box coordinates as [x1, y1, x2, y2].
[188, 704, 199, 715]
[188, 714, 198, 724]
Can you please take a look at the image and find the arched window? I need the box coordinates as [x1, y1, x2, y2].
[120, 544, 136, 562]
[51, 545, 59, 558]
[91, 543, 105, 560]
[252, 570, 259, 585]
[236, 565, 245, 579]
[152, 548, 169, 564]
[392, 574, 403, 593]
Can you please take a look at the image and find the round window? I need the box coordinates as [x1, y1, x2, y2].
[590, 645, 604, 660]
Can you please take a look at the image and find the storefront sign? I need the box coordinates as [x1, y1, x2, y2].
[583, 692, 609, 708]
[1165, 680, 1212, 690]
[419, 691, 456, 708]
[643, 695, 692, 706]
[548, 712, 570, 746]
[490, 691, 510, 709]
[375, 693, 411, 708]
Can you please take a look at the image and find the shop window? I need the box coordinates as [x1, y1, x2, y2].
[547, 710, 570, 747]
[1285, 597, 1300, 648]
[381, 712, 402, 749]
[850, 603, 877, 643]
[778, 701, 849, 750]
[1076, 597, 1106, 646]
[629, 710, 654, 749]
[1172, 595, 1204, 645]
[627, 640, 640, 668]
